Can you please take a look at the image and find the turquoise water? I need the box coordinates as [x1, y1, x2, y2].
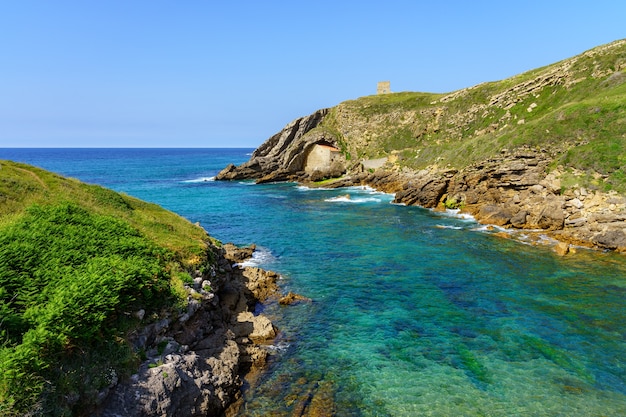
[3, 148, 626, 416]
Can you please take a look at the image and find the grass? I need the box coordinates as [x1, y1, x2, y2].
[312, 39, 626, 192]
[0, 161, 216, 416]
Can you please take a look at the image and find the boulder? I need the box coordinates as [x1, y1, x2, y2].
[510, 210, 528, 228]
[393, 174, 449, 208]
[279, 292, 312, 305]
[98, 344, 241, 417]
[529, 202, 565, 230]
[478, 204, 513, 226]
[235, 312, 277, 342]
[554, 242, 570, 256]
[223, 243, 256, 263]
[593, 230, 626, 251]
[242, 267, 279, 303]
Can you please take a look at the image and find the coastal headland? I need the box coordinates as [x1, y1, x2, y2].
[218, 39, 626, 254]
[0, 161, 289, 416]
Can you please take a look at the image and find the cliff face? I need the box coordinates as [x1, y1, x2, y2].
[216, 40, 626, 253]
[216, 108, 336, 183]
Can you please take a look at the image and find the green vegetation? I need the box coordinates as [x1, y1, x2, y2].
[443, 197, 463, 210]
[522, 335, 594, 384]
[458, 345, 490, 384]
[0, 161, 215, 416]
[316, 40, 626, 192]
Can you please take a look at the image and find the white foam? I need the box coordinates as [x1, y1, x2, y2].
[438, 208, 476, 221]
[182, 176, 215, 183]
[348, 185, 395, 197]
[235, 246, 276, 268]
[472, 224, 507, 233]
[267, 341, 291, 353]
[324, 195, 383, 204]
[435, 224, 464, 230]
[346, 185, 375, 192]
[296, 185, 332, 191]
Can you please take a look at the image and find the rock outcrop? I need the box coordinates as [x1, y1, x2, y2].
[215, 40, 626, 253]
[96, 244, 280, 417]
[219, 135, 626, 252]
[216, 108, 346, 183]
[279, 291, 312, 305]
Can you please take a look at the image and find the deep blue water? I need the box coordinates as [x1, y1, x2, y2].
[3, 148, 626, 416]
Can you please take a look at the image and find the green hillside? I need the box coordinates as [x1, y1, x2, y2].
[319, 39, 626, 192]
[0, 161, 216, 416]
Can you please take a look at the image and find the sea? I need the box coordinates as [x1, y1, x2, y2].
[2, 148, 626, 416]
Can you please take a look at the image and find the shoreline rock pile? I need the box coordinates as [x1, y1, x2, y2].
[96, 243, 281, 417]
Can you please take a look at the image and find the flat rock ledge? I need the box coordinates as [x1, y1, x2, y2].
[96, 243, 281, 417]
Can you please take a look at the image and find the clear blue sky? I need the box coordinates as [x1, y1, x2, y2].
[1, 1, 624, 148]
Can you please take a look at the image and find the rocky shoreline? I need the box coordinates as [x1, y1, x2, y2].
[96, 243, 282, 417]
[216, 111, 626, 254]
[317, 149, 626, 254]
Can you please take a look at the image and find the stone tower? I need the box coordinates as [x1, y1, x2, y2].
[377, 81, 391, 94]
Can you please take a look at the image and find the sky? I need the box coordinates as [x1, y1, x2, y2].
[1, 1, 624, 148]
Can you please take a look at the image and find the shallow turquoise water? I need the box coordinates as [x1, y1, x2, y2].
[3, 148, 626, 416]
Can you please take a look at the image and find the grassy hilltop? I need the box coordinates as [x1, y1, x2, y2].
[318, 39, 626, 192]
[0, 161, 216, 416]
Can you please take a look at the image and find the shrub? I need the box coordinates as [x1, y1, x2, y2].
[0, 202, 176, 415]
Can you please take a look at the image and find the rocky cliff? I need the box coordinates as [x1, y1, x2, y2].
[97, 244, 280, 417]
[216, 108, 334, 183]
[216, 40, 626, 253]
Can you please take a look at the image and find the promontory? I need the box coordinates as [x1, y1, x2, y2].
[218, 39, 626, 253]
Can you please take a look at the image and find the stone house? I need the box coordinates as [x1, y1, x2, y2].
[304, 143, 342, 173]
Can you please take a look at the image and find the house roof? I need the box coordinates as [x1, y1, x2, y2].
[316, 144, 340, 152]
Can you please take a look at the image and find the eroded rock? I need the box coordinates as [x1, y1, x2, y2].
[279, 292, 312, 305]
[97, 244, 280, 417]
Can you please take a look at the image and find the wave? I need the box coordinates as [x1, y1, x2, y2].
[324, 195, 385, 204]
[345, 185, 378, 193]
[472, 224, 506, 233]
[438, 208, 476, 221]
[296, 185, 332, 191]
[182, 176, 215, 183]
[235, 246, 277, 268]
[267, 341, 291, 353]
[435, 224, 464, 230]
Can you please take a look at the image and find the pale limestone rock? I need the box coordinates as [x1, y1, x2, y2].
[554, 242, 570, 256]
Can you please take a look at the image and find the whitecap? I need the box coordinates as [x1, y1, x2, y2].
[182, 176, 215, 183]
